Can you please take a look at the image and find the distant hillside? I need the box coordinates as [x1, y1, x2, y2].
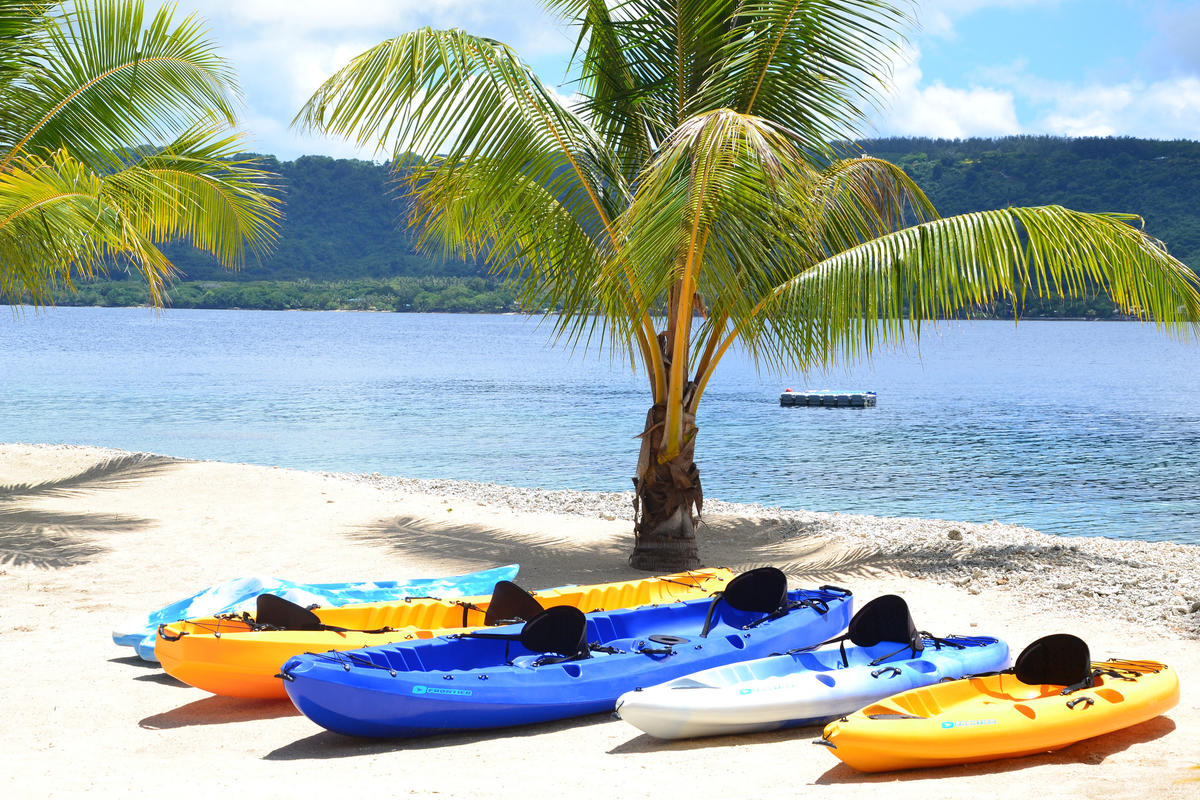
[158, 155, 483, 282]
[68, 136, 1199, 317]
[856, 136, 1200, 270]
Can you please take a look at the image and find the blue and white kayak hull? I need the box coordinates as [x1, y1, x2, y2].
[615, 635, 1010, 739]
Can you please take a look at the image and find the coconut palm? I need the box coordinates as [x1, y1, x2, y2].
[0, 1, 279, 307]
[296, 0, 1200, 571]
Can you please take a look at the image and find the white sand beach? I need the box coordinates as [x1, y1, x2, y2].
[1, 442, 1197, 798]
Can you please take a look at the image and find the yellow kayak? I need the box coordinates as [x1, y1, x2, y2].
[157, 568, 732, 698]
[820, 634, 1179, 773]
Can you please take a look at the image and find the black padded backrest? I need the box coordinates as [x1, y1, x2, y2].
[519, 606, 588, 657]
[848, 594, 923, 651]
[255, 593, 323, 630]
[484, 580, 545, 626]
[1014, 633, 1091, 686]
[722, 567, 789, 613]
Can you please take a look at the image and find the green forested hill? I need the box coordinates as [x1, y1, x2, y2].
[54, 136, 1200, 313]
[856, 136, 1200, 271]
[160, 155, 482, 281]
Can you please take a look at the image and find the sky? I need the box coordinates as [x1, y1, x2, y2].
[145, 0, 1200, 160]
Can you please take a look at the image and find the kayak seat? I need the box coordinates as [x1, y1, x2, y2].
[1014, 633, 1092, 691]
[484, 581, 545, 626]
[699, 567, 789, 638]
[255, 593, 325, 631]
[848, 595, 923, 653]
[520, 606, 591, 665]
[463, 606, 591, 666]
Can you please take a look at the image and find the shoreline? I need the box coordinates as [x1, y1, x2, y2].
[7, 442, 1199, 639]
[2, 441, 1197, 797]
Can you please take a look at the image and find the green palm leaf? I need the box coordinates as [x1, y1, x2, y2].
[0, 1, 281, 307]
[756, 206, 1200, 370]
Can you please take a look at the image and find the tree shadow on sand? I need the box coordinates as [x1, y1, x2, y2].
[0, 453, 176, 568]
[813, 716, 1176, 784]
[350, 512, 905, 588]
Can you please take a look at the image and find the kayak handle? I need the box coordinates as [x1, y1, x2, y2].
[156, 623, 185, 642]
[871, 666, 902, 679]
[813, 738, 838, 750]
[1066, 696, 1095, 710]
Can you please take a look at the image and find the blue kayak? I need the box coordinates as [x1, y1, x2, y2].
[280, 568, 853, 738]
[615, 595, 1009, 739]
[113, 564, 519, 662]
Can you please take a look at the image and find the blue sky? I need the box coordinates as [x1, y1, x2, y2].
[147, 0, 1200, 160]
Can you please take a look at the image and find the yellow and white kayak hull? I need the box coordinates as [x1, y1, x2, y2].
[820, 659, 1179, 772]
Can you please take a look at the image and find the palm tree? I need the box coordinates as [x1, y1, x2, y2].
[296, 1, 1200, 571]
[0, 1, 279, 307]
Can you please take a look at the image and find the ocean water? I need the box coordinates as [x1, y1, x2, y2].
[2, 306, 1198, 544]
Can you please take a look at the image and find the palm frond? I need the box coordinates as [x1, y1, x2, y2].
[0, 0, 241, 171]
[692, 0, 910, 154]
[0, 147, 115, 303]
[547, 0, 737, 172]
[103, 119, 282, 268]
[755, 206, 1200, 370]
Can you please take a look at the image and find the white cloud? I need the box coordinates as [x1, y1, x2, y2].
[142, 0, 574, 159]
[1040, 77, 1200, 139]
[872, 45, 1022, 138]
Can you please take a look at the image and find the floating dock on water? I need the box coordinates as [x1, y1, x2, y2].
[780, 390, 877, 408]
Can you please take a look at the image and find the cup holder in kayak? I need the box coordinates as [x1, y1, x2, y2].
[648, 635, 689, 645]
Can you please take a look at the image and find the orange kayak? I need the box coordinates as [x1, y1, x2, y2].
[157, 568, 732, 698]
[820, 635, 1178, 773]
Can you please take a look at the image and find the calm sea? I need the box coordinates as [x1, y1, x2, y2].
[2, 307, 1198, 544]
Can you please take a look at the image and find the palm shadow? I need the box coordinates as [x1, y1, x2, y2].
[813, 715, 1177, 784]
[264, 712, 614, 760]
[0, 452, 176, 568]
[139, 696, 299, 729]
[350, 512, 905, 588]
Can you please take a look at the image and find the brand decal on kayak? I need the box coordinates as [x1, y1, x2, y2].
[941, 719, 997, 729]
[412, 685, 474, 697]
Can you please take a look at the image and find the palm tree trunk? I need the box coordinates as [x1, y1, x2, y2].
[629, 403, 703, 571]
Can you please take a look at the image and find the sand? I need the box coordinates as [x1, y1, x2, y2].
[0, 443, 1196, 798]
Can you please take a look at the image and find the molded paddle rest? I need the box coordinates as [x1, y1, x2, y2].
[484, 580, 545, 626]
[1014, 633, 1092, 688]
[255, 593, 324, 631]
[699, 567, 789, 638]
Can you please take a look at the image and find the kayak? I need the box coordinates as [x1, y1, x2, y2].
[279, 568, 854, 738]
[819, 633, 1180, 772]
[113, 564, 520, 663]
[615, 594, 1009, 739]
[157, 568, 733, 698]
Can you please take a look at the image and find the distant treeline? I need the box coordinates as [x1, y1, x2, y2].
[47, 136, 1200, 315]
[54, 277, 518, 313]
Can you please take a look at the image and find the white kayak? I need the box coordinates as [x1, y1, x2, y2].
[615, 595, 1010, 740]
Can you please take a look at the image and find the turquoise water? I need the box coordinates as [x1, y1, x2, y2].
[3, 306, 1198, 544]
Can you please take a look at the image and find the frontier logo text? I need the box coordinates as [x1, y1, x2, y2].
[411, 685, 474, 697]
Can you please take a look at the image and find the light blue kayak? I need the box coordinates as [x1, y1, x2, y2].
[113, 564, 519, 663]
[615, 594, 1010, 739]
